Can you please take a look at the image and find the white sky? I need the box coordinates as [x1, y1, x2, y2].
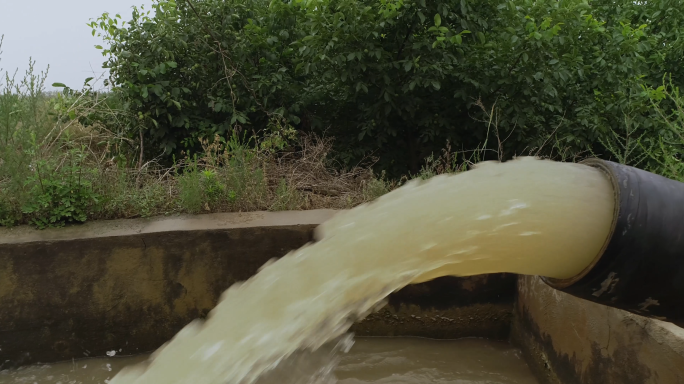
[0, 0, 153, 90]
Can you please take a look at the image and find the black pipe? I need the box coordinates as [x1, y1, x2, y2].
[543, 159, 684, 328]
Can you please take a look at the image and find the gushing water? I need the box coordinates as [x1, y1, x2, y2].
[110, 157, 614, 384]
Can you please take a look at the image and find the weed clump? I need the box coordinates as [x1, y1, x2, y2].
[0, 46, 388, 228]
[2, 32, 683, 228]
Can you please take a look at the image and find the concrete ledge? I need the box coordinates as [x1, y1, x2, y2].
[0, 210, 338, 244]
[6, 210, 681, 382]
[0, 210, 517, 368]
[0, 211, 332, 368]
[512, 275, 684, 384]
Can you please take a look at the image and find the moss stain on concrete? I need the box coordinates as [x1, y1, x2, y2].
[0, 211, 517, 368]
[512, 275, 684, 384]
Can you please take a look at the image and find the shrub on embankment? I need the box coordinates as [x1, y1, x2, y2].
[2, 0, 684, 228]
[90, 0, 684, 176]
[0, 42, 391, 228]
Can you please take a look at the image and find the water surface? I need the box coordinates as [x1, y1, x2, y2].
[0, 338, 538, 384]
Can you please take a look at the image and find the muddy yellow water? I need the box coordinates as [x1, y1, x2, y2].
[0, 338, 538, 384]
[112, 158, 614, 384]
[17, 158, 616, 384]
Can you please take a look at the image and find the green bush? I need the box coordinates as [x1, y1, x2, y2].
[96, 168, 174, 219]
[361, 172, 393, 201]
[4, 0, 684, 228]
[178, 159, 204, 213]
[21, 148, 100, 228]
[1, 36, 54, 226]
[639, 79, 684, 181]
[93, 0, 683, 176]
[270, 178, 302, 211]
[90, 0, 305, 157]
[0, 34, 391, 228]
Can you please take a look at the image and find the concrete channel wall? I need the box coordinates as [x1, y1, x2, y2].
[3, 210, 683, 383]
[0, 210, 516, 369]
[512, 275, 684, 384]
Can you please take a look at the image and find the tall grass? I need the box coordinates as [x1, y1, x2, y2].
[416, 88, 684, 184]
[595, 78, 684, 181]
[641, 79, 684, 181]
[0, 36, 59, 226]
[0, 37, 391, 228]
[3, 35, 681, 228]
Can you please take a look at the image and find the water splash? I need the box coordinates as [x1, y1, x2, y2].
[110, 157, 614, 384]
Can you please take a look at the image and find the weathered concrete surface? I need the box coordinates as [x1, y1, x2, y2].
[0, 211, 332, 369]
[512, 275, 684, 384]
[353, 274, 516, 340]
[0, 210, 517, 368]
[0, 210, 338, 244]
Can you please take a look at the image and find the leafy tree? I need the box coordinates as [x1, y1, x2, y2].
[92, 0, 683, 176]
[91, 0, 305, 155]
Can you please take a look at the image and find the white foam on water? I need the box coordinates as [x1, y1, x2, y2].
[109, 157, 614, 384]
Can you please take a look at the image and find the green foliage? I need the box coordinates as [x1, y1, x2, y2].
[271, 178, 302, 211]
[361, 171, 393, 201]
[202, 170, 225, 202]
[90, 0, 305, 157]
[592, 76, 684, 180]
[21, 148, 100, 229]
[297, 0, 683, 174]
[93, 0, 683, 176]
[96, 169, 173, 219]
[639, 79, 684, 181]
[0, 35, 53, 226]
[5, 0, 684, 228]
[596, 116, 649, 167]
[0, 34, 394, 228]
[178, 158, 204, 213]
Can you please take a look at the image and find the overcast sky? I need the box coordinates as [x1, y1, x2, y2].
[0, 0, 153, 90]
